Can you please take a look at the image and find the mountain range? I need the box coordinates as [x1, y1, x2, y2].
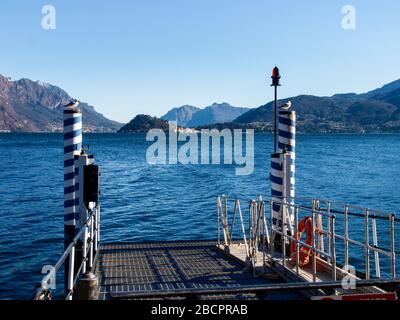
[161, 102, 250, 127]
[233, 79, 400, 133]
[0, 74, 121, 132]
[1, 73, 400, 133]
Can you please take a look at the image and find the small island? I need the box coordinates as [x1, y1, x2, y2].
[118, 115, 170, 133]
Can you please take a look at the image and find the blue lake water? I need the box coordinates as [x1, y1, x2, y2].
[0, 133, 399, 299]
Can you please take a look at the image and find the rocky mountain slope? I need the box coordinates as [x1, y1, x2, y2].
[161, 102, 249, 127]
[160, 105, 200, 127]
[0, 75, 122, 132]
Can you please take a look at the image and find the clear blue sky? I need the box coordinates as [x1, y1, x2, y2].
[1, 0, 399, 122]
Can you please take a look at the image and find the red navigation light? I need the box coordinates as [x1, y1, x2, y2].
[271, 66, 281, 86]
[272, 66, 280, 78]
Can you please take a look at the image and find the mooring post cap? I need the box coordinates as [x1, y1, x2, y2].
[80, 272, 98, 280]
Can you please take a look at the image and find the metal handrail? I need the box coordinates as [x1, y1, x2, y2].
[217, 196, 250, 256]
[217, 196, 398, 287]
[248, 197, 269, 274]
[275, 200, 397, 253]
[291, 204, 397, 256]
[271, 198, 397, 281]
[276, 195, 394, 217]
[217, 195, 271, 276]
[33, 204, 100, 300]
[270, 196, 397, 222]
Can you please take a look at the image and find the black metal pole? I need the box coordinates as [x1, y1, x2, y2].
[271, 66, 281, 154]
[271, 66, 282, 252]
[274, 85, 277, 153]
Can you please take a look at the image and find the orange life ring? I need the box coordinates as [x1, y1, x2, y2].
[290, 217, 313, 267]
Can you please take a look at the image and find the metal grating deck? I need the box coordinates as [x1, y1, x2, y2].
[95, 240, 305, 300]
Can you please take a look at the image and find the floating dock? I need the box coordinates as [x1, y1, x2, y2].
[95, 240, 304, 300]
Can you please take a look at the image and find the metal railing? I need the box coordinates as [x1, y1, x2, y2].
[270, 199, 336, 282]
[217, 195, 249, 256]
[217, 195, 270, 275]
[33, 205, 100, 300]
[217, 195, 399, 286]
[285, 197, 398, 280]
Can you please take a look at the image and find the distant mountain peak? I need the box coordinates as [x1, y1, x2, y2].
[35, 80, 50, 87]
[0, 73, 121, 132]
[211, 102, 230, 105]
[170, 104, 199, 111]
[209, 102, 233, 108]
[161, 105, 201, 127]
[182, 104, 197, 108]
[161, 102, 250, 127]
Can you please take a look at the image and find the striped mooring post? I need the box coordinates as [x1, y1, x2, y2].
[63, 101, 82, 247]
[278, 110, 296, 204]
[270, 110, 296, 235]
[270, 153, 283, 230]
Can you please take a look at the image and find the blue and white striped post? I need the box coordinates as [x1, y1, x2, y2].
[278, 110, 296, 205]
[64, 101, 82, 247]
[270, 153, 283, 231]
[270, 110, 296, 238]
